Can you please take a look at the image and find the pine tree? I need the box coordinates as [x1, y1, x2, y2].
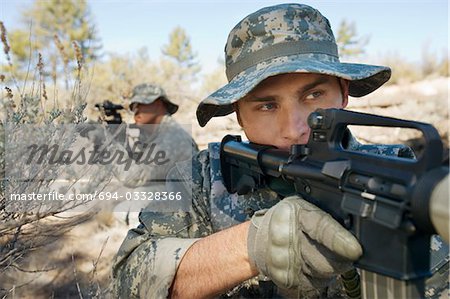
[336, 20, 369, 60]
[6, 0, 101, 83]
[162, 26, 198, 69]
[160, 26, 201, 109]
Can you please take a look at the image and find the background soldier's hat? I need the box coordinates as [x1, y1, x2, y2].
[196, 3, 391, 127]
[129, 83, 179, 114]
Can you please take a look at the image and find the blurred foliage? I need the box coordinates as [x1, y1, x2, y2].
[162, 26, 197, 68]
[335, 19, 448, 84]
[87, 49, 159, 107]
[421, 46, 449, 78]
[0, 15, 103, 297]
[199, 58, 227, 99]
[4, 0, 101, 85]
[160, 26, 201, 108]
[85, 26, 203, 122]
[336, 19, 369, 60]
[379, 51, 422, 85]
[378, 47, 449, 85]
[4, 2, 447, 122]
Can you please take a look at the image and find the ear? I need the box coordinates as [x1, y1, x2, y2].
[339, 79, 350, 108]
[233, 102, 244, 127]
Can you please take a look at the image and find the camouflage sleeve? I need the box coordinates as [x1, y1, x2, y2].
[111, 150, 213, 298]
[425, 235, 449, 298]
[112, 226, 200, 298]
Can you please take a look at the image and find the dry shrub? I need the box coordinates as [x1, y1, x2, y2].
[1, 21, 112, 298]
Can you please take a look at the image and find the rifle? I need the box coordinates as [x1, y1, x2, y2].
[95, 100, 124, 124]
[220, 108, 449, 298]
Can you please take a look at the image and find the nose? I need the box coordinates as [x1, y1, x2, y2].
[279, 107, 310, 146]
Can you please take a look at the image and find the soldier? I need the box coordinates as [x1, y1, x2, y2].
[112, 4, 448, 298]
[111, 83, 198, 187]
[110, 83, 198, 225]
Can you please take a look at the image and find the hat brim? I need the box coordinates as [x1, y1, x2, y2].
[163, 100, 179, 114]
[130, 96, 179, 115]
[197, 55, 390, 127]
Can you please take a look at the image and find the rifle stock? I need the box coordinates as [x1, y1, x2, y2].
[220, 108, 449, 298]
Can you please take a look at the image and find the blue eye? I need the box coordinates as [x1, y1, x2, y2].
[259, 103, 276, 111]
[306, 91, 323, 100]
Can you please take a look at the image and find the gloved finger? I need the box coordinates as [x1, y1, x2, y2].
[267, 199, 301, 288]
[283, 196, 362, 261]
[299, 233, 354, 278]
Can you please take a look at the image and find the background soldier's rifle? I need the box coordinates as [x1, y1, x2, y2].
[80, 100, 127, 144]
[95, 100, 124, 124]
[220, 108, 449, 298]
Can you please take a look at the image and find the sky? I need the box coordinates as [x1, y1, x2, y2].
[1, 0, 449, 74]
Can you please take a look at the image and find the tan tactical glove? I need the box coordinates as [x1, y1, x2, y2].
[247, 195, 362, 292]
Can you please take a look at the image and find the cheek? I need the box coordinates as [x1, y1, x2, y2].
[243, 127, 276, 145]
[241, 115, 280, 145]
[328, 90, 346, 108]
[134, 113, 150, 123]
[313, 94, 345, 110]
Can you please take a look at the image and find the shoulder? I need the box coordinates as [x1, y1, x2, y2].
[162, 115, 199, 149]
[167, 148, 212, 195]
[161, 115, 190, 136]
[173, 143, 220, 179]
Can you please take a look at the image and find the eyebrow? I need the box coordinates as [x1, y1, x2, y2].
[243, 76, 334, 103]
[243, 95, 275, 103]
[299, 76, 333, 94]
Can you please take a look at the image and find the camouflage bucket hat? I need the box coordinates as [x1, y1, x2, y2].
[129, 83, 179, 114]
[196, 3, 391, 127]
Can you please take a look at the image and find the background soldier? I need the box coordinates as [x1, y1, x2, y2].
[109, 83, 199, 226]
[110, 83, 198, 187]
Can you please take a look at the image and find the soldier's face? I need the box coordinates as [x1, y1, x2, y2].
[235, 73, 348, 150]
[133, 100, 164, 124]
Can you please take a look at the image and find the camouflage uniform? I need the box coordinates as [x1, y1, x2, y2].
[109, 82, 197, 188]
[110, 84, 198, 220]
[112, 134, 449, 298]
[111, 115, 198, 188]
[112, 3, 449, 298]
